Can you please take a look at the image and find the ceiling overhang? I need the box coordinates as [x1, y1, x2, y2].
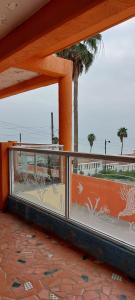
[0, 67, 39, 90]
[0, 55, 73, 99]
[0, 0, 134, 65]
[0, 0, 50, 39]
[0, 74, 58, 99]
[0, 0, 134, 99]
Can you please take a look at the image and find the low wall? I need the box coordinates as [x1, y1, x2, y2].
[71, 174, 135, 222]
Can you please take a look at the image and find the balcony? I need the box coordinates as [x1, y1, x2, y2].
[0, 144, 130, 287]
[0, 1, 135, 298]
[0, 140, 135, 298]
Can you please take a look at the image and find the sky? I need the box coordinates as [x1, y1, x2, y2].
[0, 17, 135, 155]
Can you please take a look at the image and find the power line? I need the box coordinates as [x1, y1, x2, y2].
[0, 124, 52, 137]
[0, 120, 51, 134]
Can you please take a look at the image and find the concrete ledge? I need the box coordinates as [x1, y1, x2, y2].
[7, 195, 135, 280]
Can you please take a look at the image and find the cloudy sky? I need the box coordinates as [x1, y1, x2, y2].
[0, 17, 135, 155]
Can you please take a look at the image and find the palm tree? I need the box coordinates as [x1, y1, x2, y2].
[56, 34, 101, 152]
[52, 136, 59, 144]
[88, 133, 96, 153]
[117, 127, 128, 155]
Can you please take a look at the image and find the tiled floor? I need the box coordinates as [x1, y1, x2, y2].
[0, 212, 135, 300]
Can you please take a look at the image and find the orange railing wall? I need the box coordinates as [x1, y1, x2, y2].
[71, 174, 135, 222]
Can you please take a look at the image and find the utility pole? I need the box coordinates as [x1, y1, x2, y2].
[104, 139, 111, 172]
[51, 112, 54, 144]
[105, 139, 110, 155]
[105, 139, 107, 155]
[19, 132, 22, 144]
[19, 132, 22, 157]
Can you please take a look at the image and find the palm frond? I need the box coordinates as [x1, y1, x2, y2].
[88, 133, 96, 147]
[84, 34, 102, 53]
[57, 33, 102, 78]
[117, 127, 128, 140]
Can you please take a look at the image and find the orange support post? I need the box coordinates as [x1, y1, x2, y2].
[59, 74, 72, 151]
[0, 141, 15, 210]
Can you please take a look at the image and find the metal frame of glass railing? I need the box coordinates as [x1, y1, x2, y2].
[15, 143, 64, 151]
[9, 146, 135, 162]
[9, 146, 135, 250]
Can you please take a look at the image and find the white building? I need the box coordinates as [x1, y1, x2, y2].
[78, 161, 135, 176]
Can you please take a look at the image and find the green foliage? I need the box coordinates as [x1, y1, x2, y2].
[92, 168, 135, 183]
[117, 127, 128, 155]
[88, 133, 96, 152]
[57, 34, 101, 80]
[117, 127, 128, 142]
[56, 35, 101, 151]
[52, 136, 59, 144]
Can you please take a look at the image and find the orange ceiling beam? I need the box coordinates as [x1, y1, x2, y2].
[17, 55, 73, 78]
[0, 55, 73, 99]
[0, 75, 58, 99]
[0, 0, 102, 62]
[0, 0, 135, 73]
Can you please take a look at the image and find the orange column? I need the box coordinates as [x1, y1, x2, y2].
[0, 141, 16, 210]
[59, 74, 72, 151]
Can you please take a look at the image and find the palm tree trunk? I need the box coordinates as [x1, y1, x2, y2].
[121, 140, 123, 155]
[74, 70, 78, 152]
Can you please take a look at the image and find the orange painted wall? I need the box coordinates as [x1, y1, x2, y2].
[71, 174, 135, 222]
[0, 141, 16, 210]
[59, 74, 72, 151]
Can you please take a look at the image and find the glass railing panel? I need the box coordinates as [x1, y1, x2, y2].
[70, 157, 135, 247]
[11, 150, 65, 215]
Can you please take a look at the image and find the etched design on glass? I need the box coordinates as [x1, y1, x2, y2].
[119, 185, 135, 232]
[15, 172, 29, 190]
[119, 185, 135, 217]
[85, 195, 110, 218]
[13, 151, 65, 215]
[27, 174, 48, 202]
[77, 182, 84, 194]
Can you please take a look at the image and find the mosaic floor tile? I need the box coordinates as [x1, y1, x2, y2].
[0, 212, 134, 299]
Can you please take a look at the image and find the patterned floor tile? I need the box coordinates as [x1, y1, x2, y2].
[0, 212, 134, 299]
